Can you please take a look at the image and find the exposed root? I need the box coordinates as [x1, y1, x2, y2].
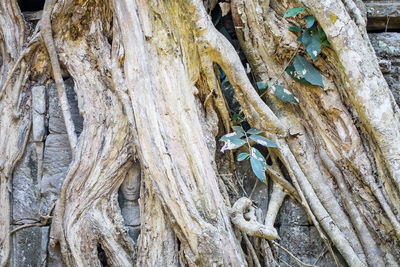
[277, 140, 359, 266]
[264, 182, 286, 228]
[0, 37, 40, 101]
[184, 0, 286, 136]
[320, 148, 385, 266]
[41, 0, 77, 153]
[243, 233, 262, 267]
[231, 197, 280, 240]
[266, 168, 299, 202]
[341, 0, 367, 33]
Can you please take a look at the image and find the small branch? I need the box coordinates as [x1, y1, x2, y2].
[272, 240, 317, 267]
[41, 0, 77, 154]
[10, 203, 55, 235]
[203, 89, 214, 106]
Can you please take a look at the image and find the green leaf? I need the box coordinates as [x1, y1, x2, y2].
[322, 39, 330, 47]
[247, 128, 263, 135]
[212, 4, 222, 26]
[305, 15, 315, 28]
[237, 153, 250, 161]
[285, 65, 311, 86]
[319, 28, 330, 47]
[232, 113, 240, 122]
[251, 147, 267, 162]
[256, 81, 268, 93]
[250, 157, 267, 182]
[293, 55, 324, 87]
[283, 7, 306, 18]
[249, 135, 278, 148]
[220, 138, 246, 152]
[271, 84, 299, 104]
[301, 29, 321, 61]
[289, 26, 301, 32]
[220, 132, 244, 142]
[250, 147, 268, 182]
[232, 126, 245, 134]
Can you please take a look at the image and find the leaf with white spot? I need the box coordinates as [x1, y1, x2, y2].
[220, 138, 246, 152]
[220, 132, 244, 141]
[301, 29, 321, 61]
[250, 147, 268, 182]
[293, 55, 324, 87]
[273, 84, 299, 104]
[249, 135, 278, 148]
[286, 65, 311, 86]
[283, 8, 306, 18]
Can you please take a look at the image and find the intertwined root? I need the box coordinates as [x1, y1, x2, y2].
[2, 0, 399, 265]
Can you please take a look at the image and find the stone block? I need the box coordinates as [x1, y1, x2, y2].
[12, 143, 40, 224]
[40, 134, 72, 213]
[32, 86, 46, 141]
[10, 226, 48, 267]
[48, 78, 83, 135]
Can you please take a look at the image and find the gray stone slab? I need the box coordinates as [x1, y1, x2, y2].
[12, 143, 40, 224]
[127, 226, 141, 242]
[10, 226, 48, 267]
[48, 78, 83, 135]
[40, 134, 72, 213]
[277, 198, 310, 226]
[32, 86, 46, 142]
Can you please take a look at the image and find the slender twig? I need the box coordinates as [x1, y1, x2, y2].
[313, 247, 327, 265]
[266, 168, 300, 202]
[249, 179, 259, 200]
[272, 240, 317, 267]
[260, 46, 299, 99]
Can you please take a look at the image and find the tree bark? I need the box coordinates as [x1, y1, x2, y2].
[0, 0, 399, 266]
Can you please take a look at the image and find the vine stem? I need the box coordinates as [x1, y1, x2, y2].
[260, 46, 300, 99]
[272, 240, 317, 267]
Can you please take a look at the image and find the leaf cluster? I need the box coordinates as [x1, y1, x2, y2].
[220, 126, 277, 183]
[284, 7, 330, 87]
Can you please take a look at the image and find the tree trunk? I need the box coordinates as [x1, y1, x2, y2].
[0, 0, 399, 266]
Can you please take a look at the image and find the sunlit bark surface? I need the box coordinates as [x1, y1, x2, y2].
[0, 0, 399, 266]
